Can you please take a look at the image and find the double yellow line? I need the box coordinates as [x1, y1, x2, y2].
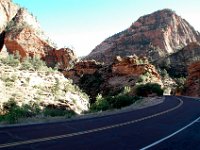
[0, 97, 183, 149]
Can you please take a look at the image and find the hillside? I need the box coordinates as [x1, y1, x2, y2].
[0, 55, 89, 118]
[159, 42, 200, 77]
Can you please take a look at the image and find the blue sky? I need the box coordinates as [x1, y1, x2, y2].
[13, 0, 200, 56]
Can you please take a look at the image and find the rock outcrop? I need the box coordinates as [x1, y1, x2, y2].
[160, 42, 200, 77]
[45, 48, 77, 70]
[86, 9, 200, 64]
[66, 56, 162, 101]
[4, 8, 54, 58]
[109, 55, 162, 90]
[0, 1, 77, 70]
[186, 61, 200, 97]
[65, 60, 103, 82]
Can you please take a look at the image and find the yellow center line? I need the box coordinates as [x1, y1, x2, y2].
[0, 97, 183, 149]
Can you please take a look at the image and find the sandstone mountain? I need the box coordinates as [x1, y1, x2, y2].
[0, 0, 77, 70]
[86, 9, 200, 64]
[66, 56, 162, 102]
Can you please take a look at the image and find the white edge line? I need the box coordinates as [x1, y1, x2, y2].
[140, 116, 200, 150]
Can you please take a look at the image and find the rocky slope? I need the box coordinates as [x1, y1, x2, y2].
[0, 0, 76, 70]
[86, 9, 200, 64]
[186, 61, 200, 97]
[66, 55, 162, 101]
[159, 42, 200, 77]
[0, 56, 89, 114]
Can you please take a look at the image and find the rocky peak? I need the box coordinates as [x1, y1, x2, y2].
[86, 9, 200, 64]
[0, 0, 77, 70]
[131, 9, 175, 29]
[12, 8, 40, 30]
[5, 6, 54, 48]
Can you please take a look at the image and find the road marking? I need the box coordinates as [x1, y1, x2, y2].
[140, 116, 200, 150]
[0, 97, 183, 149]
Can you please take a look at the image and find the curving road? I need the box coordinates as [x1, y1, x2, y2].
[0, 96, 200, 150]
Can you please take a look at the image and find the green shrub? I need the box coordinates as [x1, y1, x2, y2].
[1, 100, 41, 124]
[90, 88, 141, 111]
[21, 55, 46, 71]
[43, 108, 75, 118]
[90, 94, 110, 111]
[112, 95, 139, 109]
[0, 54, 20, 67]
[135, 83, 163, 97]
[79, 72, 104, 103]
[21, 57, 33, 70]
[174, 77, 186, 94]
[6, 20, 31, 35]
[51, 78, 60, 95]
[160, 69, 169, 78]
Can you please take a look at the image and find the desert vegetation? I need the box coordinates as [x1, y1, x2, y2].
[90, 87, 141, 112]
[0, 54, 89, 124]
[135, 83, 164, 97]
[0, 99, 75, 124]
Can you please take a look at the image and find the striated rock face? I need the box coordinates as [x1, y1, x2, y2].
[160, 42, 200, 77]
[66, 56, 162, 102]
[45, 48, 77, 70]
[86, 9, 200, 64]
[186, 61, 200, 97]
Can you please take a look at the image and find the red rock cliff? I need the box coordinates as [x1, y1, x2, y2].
[186, 61, 200, 97]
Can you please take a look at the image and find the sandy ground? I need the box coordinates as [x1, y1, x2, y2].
[0, 97, 164, 127]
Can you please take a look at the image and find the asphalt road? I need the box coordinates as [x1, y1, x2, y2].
[0, 96, 199, 150]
